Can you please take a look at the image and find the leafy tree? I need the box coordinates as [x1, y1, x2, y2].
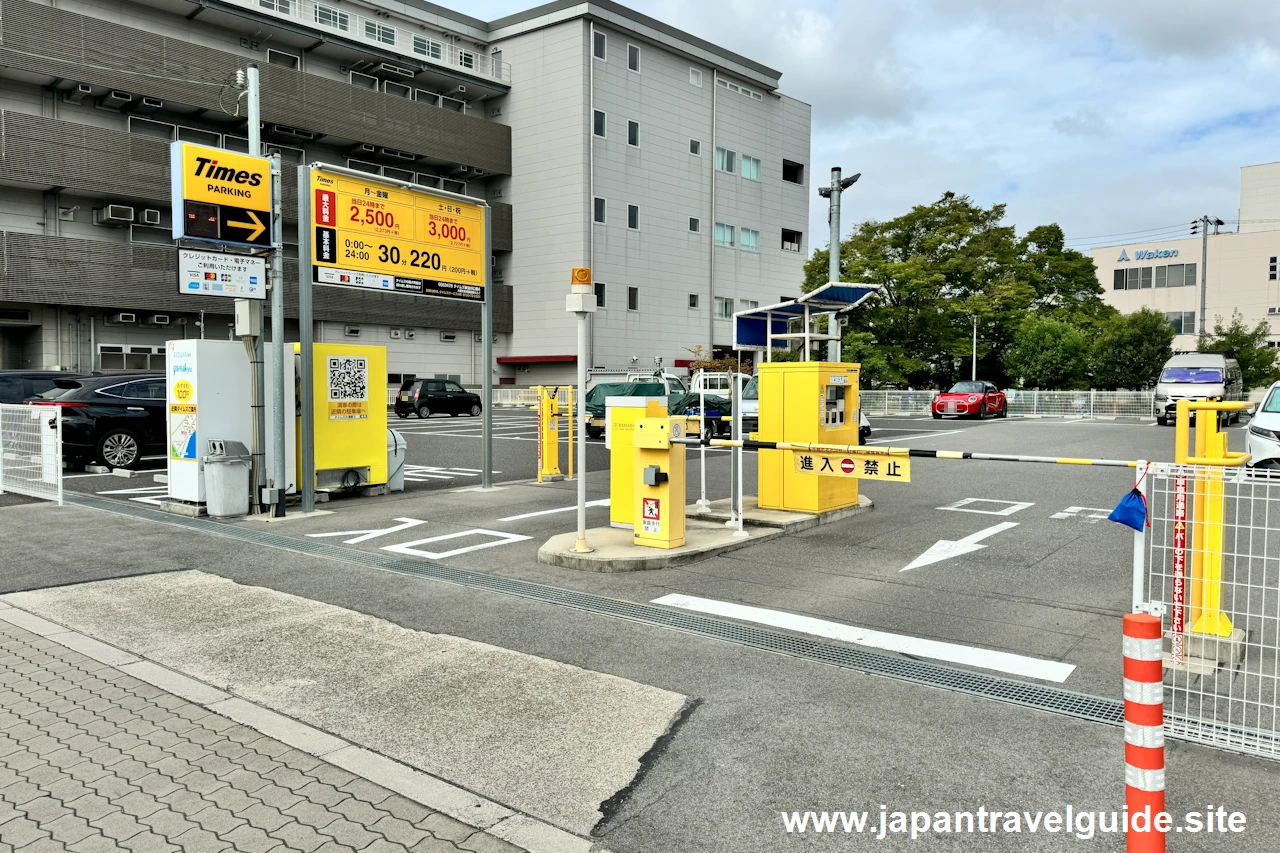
[1090, 309, 1175, 390]
[1003, 315, 1090, 389]
[1197, 312, 1280, 390]
[803, 193, 1108, 389]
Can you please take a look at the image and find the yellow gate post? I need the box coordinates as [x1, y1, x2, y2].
[1174, 400, 1251, 639]
[529, 386, 564, 483]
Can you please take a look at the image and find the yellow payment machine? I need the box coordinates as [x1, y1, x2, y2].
[633, 416, 688, 548]
[608, 399, 667, 528]
[758, 361, 861, 513]
[296, 343, 388, 492]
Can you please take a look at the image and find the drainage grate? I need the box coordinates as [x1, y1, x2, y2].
[70, 494, 1125, 726]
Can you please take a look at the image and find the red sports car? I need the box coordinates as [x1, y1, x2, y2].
[932, 381, 1007, 419]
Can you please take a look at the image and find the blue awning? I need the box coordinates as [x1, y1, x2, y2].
[732, 281, 881, 351]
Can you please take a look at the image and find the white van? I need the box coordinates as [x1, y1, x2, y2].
[1153, 353, 1244, 426]
[689, 371, 751, 397]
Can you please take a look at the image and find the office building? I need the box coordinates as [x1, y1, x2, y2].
[1094, 161, 1280, 352]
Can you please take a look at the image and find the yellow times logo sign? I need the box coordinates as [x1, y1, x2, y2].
[170, 141, 272, 246]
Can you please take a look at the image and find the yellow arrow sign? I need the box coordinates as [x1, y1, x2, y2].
[226, 210, 266, 242]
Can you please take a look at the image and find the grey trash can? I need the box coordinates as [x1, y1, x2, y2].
[203, 439, 252, 518]
[387, 428, 407, 492]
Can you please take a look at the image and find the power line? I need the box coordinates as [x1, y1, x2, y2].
[1062, 222, 1190, 243]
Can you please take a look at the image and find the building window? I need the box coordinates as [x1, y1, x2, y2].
[628, 121, 639, 146]
[1112, 270, 1124, 290]
[689, 139, 701, 156]
[782, 160, 804, 184]
[130, 225, 171, 245]
[267, 49, 299, 69]
[1164, 312, 1195, 335]
[627, 286, 639, 311]
[628, 205, 639, 230]
[742, 299, 759, 311]
[741, 155, 761, 181]
[1271, 256, 1277, 281]
[715, 297, 735, 319]
[1183, 263, 1196, 286]
[717, 77, 764, 101]
[782, 228, 802, 252]
[627, 44, 640, 72]
[714, 222, 735, 247]
[593, 197, 606, 224]
[594, 282, 606, 308]
[414, 35, 443, 59]
[593, 109, 606, 137]
[689, 218, 700, 233]
[689, 68, 703, 87]
[688, 294, 700, 309]
[458, 50, 475, 69]
[741, 228, 760, 252]
[715, 147, 736, 173]
[314, 4, 349, 30]
[365, 22, 396, 45]
[594, 31, 606, 60]
[258, 0, 291, 13]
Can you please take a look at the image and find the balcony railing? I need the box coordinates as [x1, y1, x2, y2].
[241, 0, 511, 84]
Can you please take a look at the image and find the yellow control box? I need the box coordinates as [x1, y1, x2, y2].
[609, 399, 667, 528]
[758, 361, 860, 513]
[633, 416, 687, 549]
[296, 343, 388, 490]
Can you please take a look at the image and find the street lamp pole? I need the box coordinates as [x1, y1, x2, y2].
[971, 315, 978, 381]
[818, 169, 860, 361]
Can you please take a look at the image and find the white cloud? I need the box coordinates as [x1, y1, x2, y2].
[468, 0, 1280, 254]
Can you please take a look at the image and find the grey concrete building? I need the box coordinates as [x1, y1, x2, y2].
[0, 0, 810, 387]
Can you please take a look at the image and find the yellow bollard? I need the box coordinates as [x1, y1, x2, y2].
[533, 386, 564, 483]
[1174, 400, 1251, 638]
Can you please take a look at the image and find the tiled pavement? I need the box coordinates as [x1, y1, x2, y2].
[0, 621, 525, 853]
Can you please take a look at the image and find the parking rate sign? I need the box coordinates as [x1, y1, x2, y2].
[169, 142, 272, 247]
[308, 170, 486, 302]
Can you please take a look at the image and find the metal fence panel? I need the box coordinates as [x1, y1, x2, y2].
[858, 390, 1156, 418]
[0, 403, 63, 505]
[1143, 462, 1280, 759]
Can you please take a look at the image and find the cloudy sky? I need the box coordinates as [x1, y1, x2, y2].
[475, 0, 1280, 255]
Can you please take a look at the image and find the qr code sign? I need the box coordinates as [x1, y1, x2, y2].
[328, 356, 368, 402]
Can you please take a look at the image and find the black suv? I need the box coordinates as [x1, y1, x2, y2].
[0, 370, 92, 404]
[395, 378, 482, 419]
[30, 374, 167, 469]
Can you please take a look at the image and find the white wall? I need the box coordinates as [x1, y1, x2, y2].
[1239, 163, 1280, 235]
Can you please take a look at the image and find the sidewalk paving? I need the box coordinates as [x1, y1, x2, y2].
[0, 620, 523, 853]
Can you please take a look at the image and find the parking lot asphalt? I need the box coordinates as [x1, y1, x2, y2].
[6, 412, 1279, 851]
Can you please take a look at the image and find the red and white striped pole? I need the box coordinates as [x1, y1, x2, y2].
[1123, 613, 1166, 853]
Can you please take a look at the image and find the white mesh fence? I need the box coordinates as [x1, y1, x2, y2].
[859, 390, 1156, 418]
[1143, 462, 1280, 759]
[0, 403, 63, 505]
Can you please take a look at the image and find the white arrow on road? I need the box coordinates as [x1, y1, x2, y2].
[901, 521, 1019, 571]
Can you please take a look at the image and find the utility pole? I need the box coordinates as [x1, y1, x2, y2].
[1190, 216, 1224, 335]
[817, 168, 860, 361]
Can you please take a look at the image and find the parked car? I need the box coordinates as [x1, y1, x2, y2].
[1246, 381, 1280, 468]
[0, 370, 92, 404]
[28, 374, 166, 469]
[1153, 352, 1244, 426]
[932, 381, 1007, 419]
[395, 378, 482, 419]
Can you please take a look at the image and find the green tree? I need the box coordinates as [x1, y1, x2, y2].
[804, 193, 1108, 389]
[1003, 315, 1090, 389]
[1090, 308, 1175, 390]
[1197, 312, 1280, 390]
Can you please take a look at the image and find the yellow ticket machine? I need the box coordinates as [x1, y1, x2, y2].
[633, 416, 688, 549]
[758, 361, 860, 512]
[608, 398, 667, 528]
[296, 343, 388, 491]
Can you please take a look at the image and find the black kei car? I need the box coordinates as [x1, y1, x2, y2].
[394, 378, 483, 419]
[29, 374, 167, 469]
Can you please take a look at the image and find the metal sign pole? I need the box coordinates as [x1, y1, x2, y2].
[297, 165, 315, 513]
[482, 205, 494, 489]
[246, 63, 267, 511]
[269, 151, 286, 517]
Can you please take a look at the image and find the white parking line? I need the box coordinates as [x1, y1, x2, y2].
[651, 594, 1076, 683]
[864, 429, 966, 444]
[499, 499, 610, 521]
[938, 498, 1034, 516]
